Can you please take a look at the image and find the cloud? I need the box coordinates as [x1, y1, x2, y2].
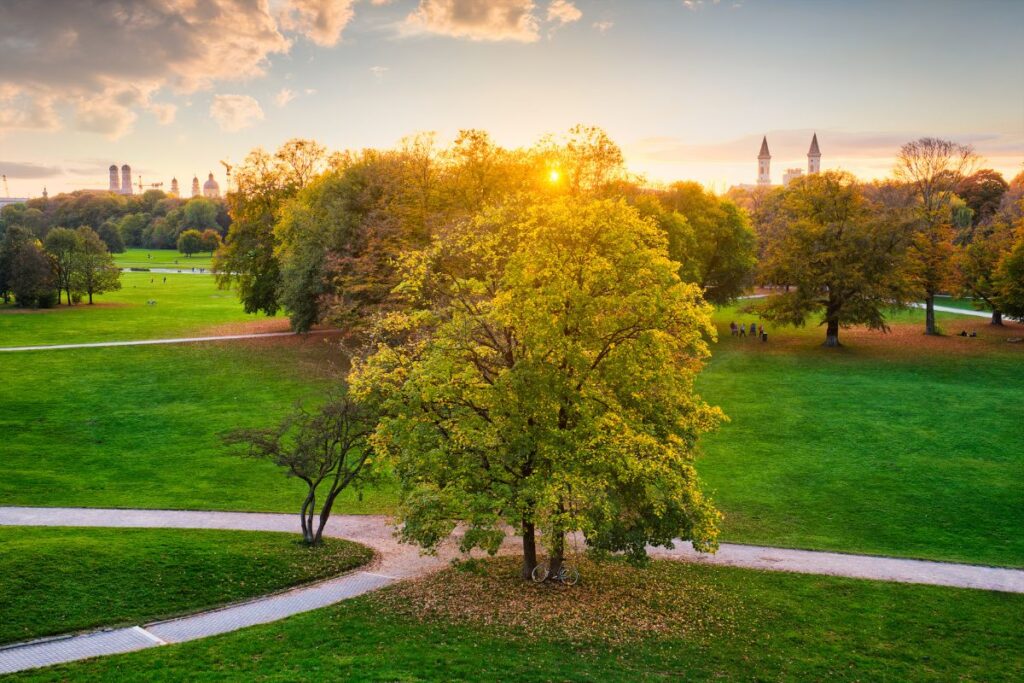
[275, 88, 297, 107]
[547, 0, 581, 25]
[403, 0, 540, 42]
[370, 66, 390, 79]
[0, 0, 353, 136]
[210, 94, 265, 132]
[0, 87, 60, 132]
[592, 20, 613, 34]
[148, 102, 177, 125]
[278, 0, 356, 47]
[0, 162, 63, 180]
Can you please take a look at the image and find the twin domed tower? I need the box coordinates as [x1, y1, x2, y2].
[757, 133, 821, 187]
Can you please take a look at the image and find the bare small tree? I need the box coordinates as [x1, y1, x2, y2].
[895, 138, 979, 335]
[224, 392, 377, 546]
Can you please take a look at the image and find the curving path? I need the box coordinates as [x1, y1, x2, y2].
[0, 330, 334, 353]
[1, 507, 1022, 675]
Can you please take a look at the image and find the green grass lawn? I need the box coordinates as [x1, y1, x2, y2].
[2, 299, 1020, 565]
[933, 295, 992, 312]
[0, 340, 393, 514]
[0, 526, 371, 645]
[0, 272, 278, 347]
[11, 558, 1022, 682]
[114, 248, 214, 271]
[696, 306, 1024, 567]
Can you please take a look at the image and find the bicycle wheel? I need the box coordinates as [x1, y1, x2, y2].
[531, 561, 550, 583]
[560, 566, 580, 586]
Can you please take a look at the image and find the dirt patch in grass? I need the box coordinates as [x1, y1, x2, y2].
[372, 556, 742, 645]
[717, 318, 1024, 360]
[200, 318, 294, 335]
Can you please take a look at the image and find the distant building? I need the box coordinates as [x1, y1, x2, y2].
[0, 197, 30, 209]
[783, 168, 804, 186]
[120, 164, 132, 196]
[109, 165, 119, 193]
[757, 137, 772, 186]
[735, 134, 823, 189]
[202, 172, 220, 199]
[170, 177, 179, 197]
[191, 175, 200, 198]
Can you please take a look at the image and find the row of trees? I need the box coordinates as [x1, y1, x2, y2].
[215, 130, 757, 333]
[176, 228, 222, 257]
[0, 190, 229, 253]
[732, 139, 1024, 345]
[0, 225, 122, 307]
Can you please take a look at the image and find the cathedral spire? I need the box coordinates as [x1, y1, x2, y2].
[757, 136, 771, 186]
[807, 133, 821, 174]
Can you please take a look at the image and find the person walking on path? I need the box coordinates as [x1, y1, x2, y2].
[730, 321, 738, 336]
[739, 323, 746, 337]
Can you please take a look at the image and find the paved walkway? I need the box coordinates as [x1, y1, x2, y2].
[0, 330, 330, 353]
[1, 506, 1022, 675]
[909, 301, 994, 319]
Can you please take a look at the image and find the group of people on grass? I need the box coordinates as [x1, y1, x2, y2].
[730, 321, 766, 341]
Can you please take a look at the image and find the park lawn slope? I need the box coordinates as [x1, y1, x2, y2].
[114, 248, 213, 271]
[696, 307, 1024, 567]
[0, 526, 372, 645]
[11, 557, 1023, 682]
[0, 272, 285, 348]
[0, 339, 394, 514]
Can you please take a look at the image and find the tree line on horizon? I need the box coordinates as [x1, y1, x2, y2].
[0, 225, 122, 307]
[0, 189, 230, 254]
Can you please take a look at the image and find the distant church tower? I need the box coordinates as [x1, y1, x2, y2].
[757, 136, 771, 186]
[170, 177, 179, 197]
[120, 164, 133, 195]
[109, 165, 119, 193]
[191, 175, 200, 198]
[808, 133, 821, 175]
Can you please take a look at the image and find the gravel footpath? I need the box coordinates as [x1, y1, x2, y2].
[1, 506, 1021, 675]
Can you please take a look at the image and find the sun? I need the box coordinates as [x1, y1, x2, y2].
[548, 169, 561, 183]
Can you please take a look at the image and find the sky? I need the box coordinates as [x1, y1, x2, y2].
[1, 0, 1022, 197]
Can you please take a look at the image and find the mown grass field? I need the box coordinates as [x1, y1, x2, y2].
[0, 272, 284, 347]
[11, 557, 1022, 682]
[0, 339, 394, 514]
[0, 526, 372, 645]
[114, 247, 214, 271]
[696, 307, 1024, 567]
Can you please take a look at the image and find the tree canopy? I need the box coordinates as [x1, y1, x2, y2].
[351, 196, 722, 580]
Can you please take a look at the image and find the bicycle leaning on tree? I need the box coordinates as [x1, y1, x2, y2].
[530, 558, 580, 585]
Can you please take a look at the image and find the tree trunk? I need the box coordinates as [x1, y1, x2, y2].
[824, 318, 840, 347]
[299, 489, 316, 545]
[547, 531, 565, 579]
[88, 290, 94, 304]
[521, 521, 537, 581]
[991, 310, 1003, 326]
[925, 294, 938, 335]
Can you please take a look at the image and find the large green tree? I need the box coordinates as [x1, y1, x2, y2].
[351, 197, 722, 581]
[757, 172, 913, 347]
[43, 227, 82, 305]
[71, 227, 122, 304]
[215, 139, 327, 316]
[654, 182, 757, 304]
[0, 226, 36, 303]
[895, 137, 978, 335]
